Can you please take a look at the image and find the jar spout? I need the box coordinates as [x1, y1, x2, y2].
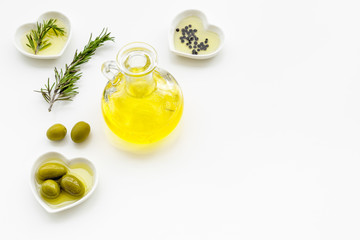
[116, 42, 158, 77]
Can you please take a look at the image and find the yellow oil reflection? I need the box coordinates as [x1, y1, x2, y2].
[103, 121, 183, 155]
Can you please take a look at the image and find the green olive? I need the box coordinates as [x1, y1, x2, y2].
[40, 179, 61, 199]
[46, 123, 67, 141]
[60, 174, 85, 197]
[71, 121, 90, 143]
[37, 162, 67, 181]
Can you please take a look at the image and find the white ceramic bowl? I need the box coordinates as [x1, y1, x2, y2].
[30, 152, 98, 213]
[169, 9, 224, 60]
[14, 11, 71, 59]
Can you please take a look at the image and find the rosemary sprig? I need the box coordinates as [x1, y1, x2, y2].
[26, 18, 66, 54]
[36, 28, 114, 112]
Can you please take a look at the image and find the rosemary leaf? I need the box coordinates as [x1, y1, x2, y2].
[36, 28, 114, 112]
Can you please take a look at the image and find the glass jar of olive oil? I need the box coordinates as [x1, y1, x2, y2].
[101, 42, 184, 144]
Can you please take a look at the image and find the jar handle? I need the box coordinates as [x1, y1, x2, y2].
[101, 60, 120, 81]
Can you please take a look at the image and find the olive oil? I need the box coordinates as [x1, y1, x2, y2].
[21, 19, 68, 55]
[101, 42, 184, 145]
[101, 70, 183, 144]
[174, 16, 220, 55]
[35, 159, 94, 208]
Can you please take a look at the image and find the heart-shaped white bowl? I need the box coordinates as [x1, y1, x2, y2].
[169, 9, 224, 60]
[14, 11, 71, 59]
[30, 152, 98, 213]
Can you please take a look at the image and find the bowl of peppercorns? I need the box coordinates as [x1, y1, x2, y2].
[169, 9, 224, 59]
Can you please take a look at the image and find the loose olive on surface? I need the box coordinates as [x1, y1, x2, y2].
[71, 121, 91, 143]
[37, 162, 67, 181]
[40, 180, 61, 199]
[60, 174, 85, 197]
[46, 124, 67, 141]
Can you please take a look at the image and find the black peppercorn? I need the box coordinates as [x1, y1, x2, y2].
[176, 24, 212, 55]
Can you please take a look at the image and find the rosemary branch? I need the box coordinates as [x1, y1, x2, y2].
[36, 28, 114, 112]
[26, 18, 65, 54]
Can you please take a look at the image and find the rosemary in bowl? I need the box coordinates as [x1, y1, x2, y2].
[26, 18, 66, 55]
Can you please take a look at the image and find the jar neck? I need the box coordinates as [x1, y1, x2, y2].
[125, 71, 156, 97]
[116, 42, 158, 97]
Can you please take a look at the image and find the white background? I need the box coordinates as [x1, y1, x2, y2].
[1, 0, 360, 239]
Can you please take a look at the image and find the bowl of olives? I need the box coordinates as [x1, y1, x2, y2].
[30, 152, 98, 213]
